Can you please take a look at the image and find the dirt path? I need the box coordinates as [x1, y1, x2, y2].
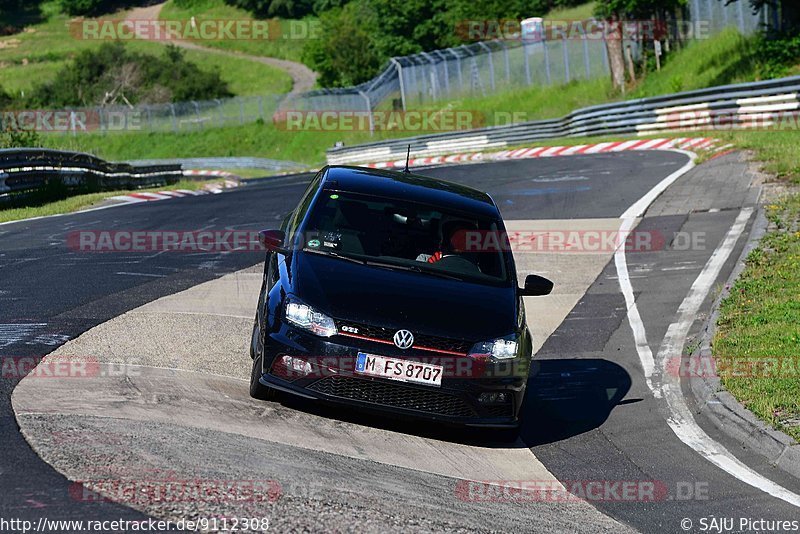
[125, 2, 317, 95]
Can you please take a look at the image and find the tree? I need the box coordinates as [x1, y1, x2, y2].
[594, 0, 686, 90]
[301, 2, 382, 86]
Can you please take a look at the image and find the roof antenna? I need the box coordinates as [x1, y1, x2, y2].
[403, 144, 411, 174]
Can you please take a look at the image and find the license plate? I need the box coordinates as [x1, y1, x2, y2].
[355, 352, 443, 387]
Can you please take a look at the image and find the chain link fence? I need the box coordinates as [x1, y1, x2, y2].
[44, 1, 770, 136]
[690, 0, 772, 36]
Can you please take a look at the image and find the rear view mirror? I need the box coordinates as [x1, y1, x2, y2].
[258, 229, 288, 254]
[520, 274, 553, 296]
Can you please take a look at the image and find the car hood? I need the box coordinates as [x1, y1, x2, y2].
[289, 252, 518, 341]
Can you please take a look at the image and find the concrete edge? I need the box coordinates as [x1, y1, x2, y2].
[687, 181, 800, 481]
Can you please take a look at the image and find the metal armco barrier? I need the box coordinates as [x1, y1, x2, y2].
[326, 75, 800, 165]
[0, 148, 183, 195]
[124, 157, 304, 172]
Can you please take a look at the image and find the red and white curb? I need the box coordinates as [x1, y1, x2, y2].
[184, 169, 240, 180]
[108, 172, 240, 205]
[365, 137, 729, 169]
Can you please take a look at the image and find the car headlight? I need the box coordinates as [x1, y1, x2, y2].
[468, 334, 519, 361]
[284, 298, 337, 337]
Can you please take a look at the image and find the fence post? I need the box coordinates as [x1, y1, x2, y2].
[389, 58, 406, 111]
[722, 0, 729, 28]
[501, 42, 511, 85]
[170, 104, 177, 132]
[409, 59, 419, 105]
[477, 42, 495, 93]
[524, 43, 531, 85]
[459, 45, 475, 92]
[562, 35, 570, 83]
[737, 0, 745, 33]
[214, 99, 224, 127]
[239, 100, 245, 124]
[97, 107, 105, 135]
[583, 37, 591, 79]
[449, 49, 464, 94]
[435, 50, 450, 96]
[193, 101, 202, 130]
[421, 51, 438, 100]
[358, 90, 373, 136]
[544, 41, 552, 85]
[258, 96, 264, 120]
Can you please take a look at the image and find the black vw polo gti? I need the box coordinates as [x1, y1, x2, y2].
[250, 165, 552, 428]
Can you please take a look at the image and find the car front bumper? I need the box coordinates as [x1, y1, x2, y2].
[257, 323, 529, 428]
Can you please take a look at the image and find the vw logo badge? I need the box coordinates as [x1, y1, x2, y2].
[393, 329, 414, 350]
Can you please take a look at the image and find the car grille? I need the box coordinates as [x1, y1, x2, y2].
[307, 375, 476, 417]
[336, 320, 472, 355]
[483, 402, 514, 418]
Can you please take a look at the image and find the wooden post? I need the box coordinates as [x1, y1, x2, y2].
[625, 44, 636, 83]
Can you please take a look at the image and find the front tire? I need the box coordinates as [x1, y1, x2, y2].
[250, 319, 279, 401]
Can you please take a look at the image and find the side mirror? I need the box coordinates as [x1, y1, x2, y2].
[258, 229, 288, 254]
[520, 274, 553, 296]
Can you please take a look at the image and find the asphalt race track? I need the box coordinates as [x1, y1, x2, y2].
[2, 150, 799, 532]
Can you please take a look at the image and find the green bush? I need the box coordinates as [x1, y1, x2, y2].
[224, 0, 315, 18]
[0, 86, 12, 109]
[26, 43, 232, 108]
[0, 125, 41, 149]
[58, 0, 111, 16]
[753, 31, 800, 79]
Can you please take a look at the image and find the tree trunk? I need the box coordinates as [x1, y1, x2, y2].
[605, 19, 625, 91]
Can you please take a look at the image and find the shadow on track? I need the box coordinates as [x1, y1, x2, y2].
[271, 358, 631, 449]
[520, 358, 633, 446]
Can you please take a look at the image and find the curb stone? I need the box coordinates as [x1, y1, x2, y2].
[688, 192, 800, 481]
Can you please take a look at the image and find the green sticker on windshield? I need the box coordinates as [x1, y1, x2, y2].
[308, 239, 321, 248]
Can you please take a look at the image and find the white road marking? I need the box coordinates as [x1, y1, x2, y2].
[660, 265, 699, 271]
[0, 324, 47, 348]
[115, 271, 168, 278]
[615, 153, 800, 508]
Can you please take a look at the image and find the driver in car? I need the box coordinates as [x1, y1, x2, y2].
[416, 219, 477, 264]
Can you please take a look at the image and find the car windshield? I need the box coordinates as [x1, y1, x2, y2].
[299, 190, 512, 285]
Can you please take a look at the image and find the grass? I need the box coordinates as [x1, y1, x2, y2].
[544, 1, 596, 21]
[159, 0, 309, 63]
[632, 28, 760, 97]
[36, 122, 365, 164]
[717, 131, 800, 184]
[0, 179, 220, 223]
[714, 195, 800, 442]
[0, 1, 292, 98]
[413, 77, 614, 124]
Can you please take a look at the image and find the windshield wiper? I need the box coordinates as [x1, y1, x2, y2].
[364, 260, 463, 280]
[304, 248, 365, 265]
[306, 249, 465, 280]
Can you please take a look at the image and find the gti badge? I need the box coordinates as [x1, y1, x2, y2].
[393, 329, 414, 349]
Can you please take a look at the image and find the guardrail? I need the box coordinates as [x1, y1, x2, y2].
[326, 75, 800, 165]
[124, 157, 304, 172]
[0, 148, 183, 197]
